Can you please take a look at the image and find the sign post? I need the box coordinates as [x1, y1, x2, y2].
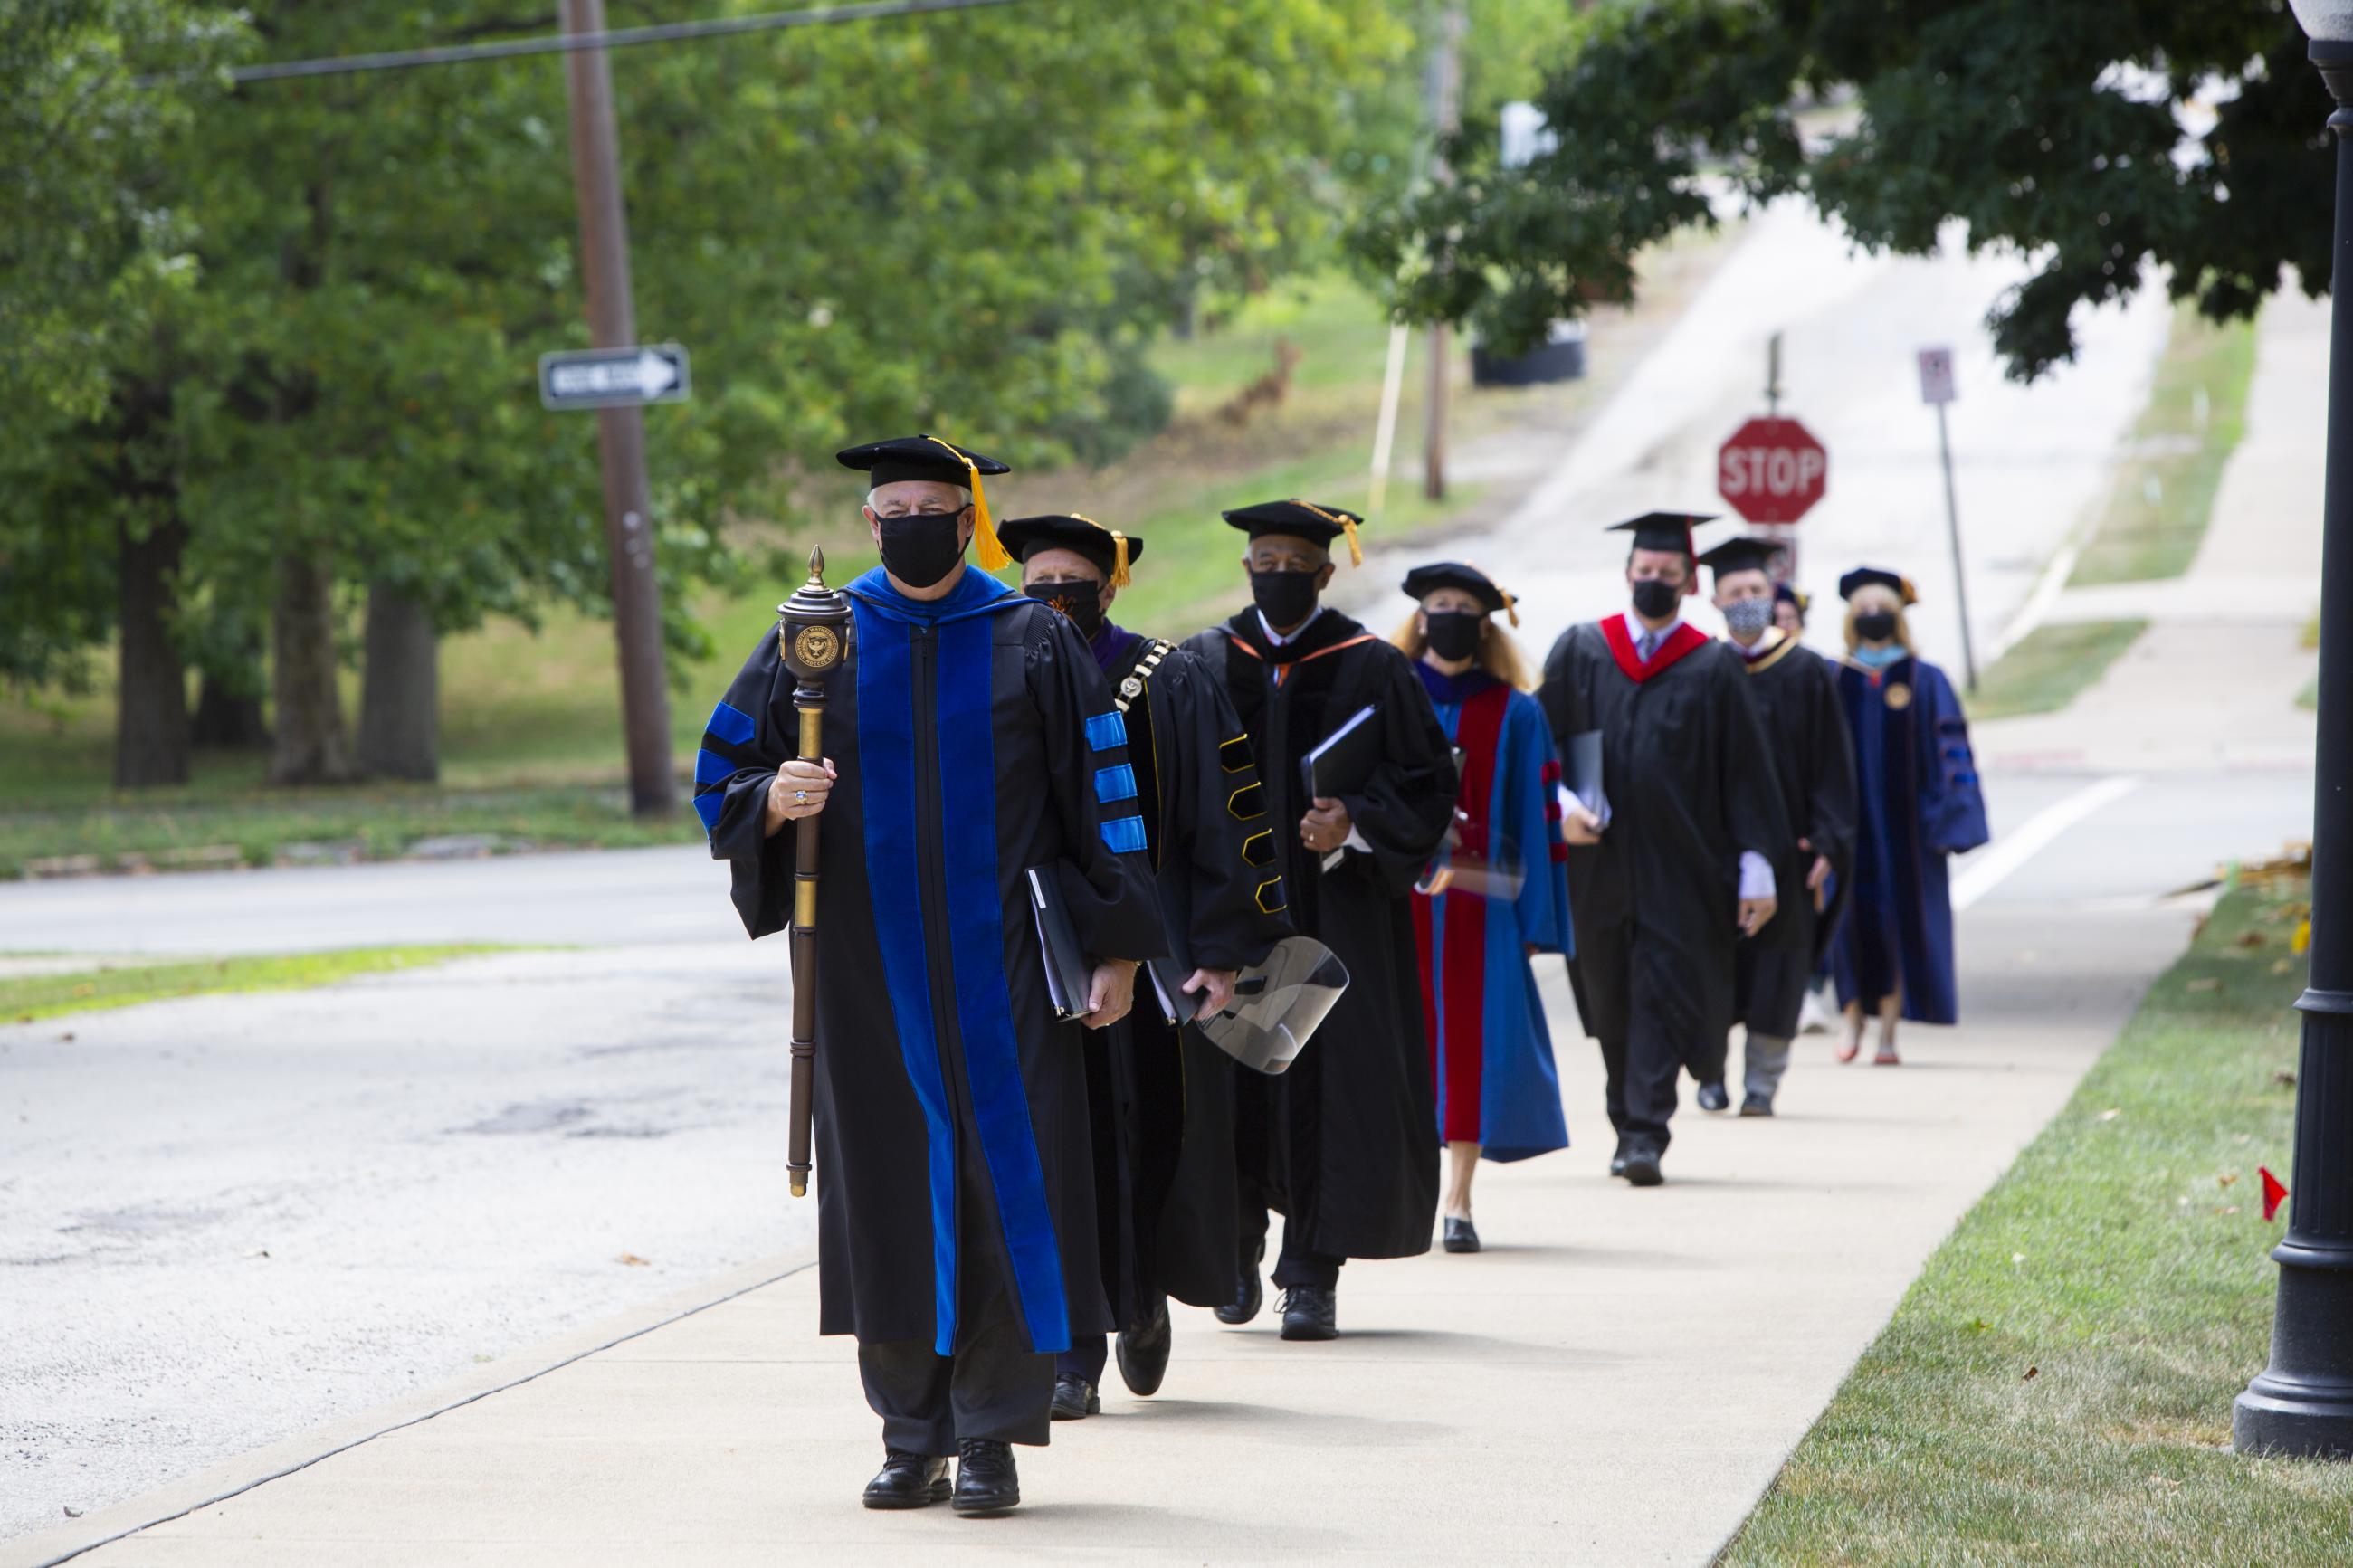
[1918, 347, 1977, 693]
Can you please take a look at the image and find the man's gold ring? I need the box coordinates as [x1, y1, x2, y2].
[795, 789, 808, 804]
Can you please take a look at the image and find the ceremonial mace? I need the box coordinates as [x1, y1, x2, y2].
[778, 548, 851, 1198]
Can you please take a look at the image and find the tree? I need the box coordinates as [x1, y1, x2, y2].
[1355, 0, 2336, 382]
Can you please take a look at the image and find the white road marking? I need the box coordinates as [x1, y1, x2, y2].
[1951, 774, 2144, 910]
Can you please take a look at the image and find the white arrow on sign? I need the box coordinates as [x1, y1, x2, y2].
[633, 349, 678, 399]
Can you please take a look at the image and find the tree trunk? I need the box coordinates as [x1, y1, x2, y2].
[357, 581, 439, 781]
[267, 549, 357, 785]
[191, 632, 272, 750]
[113, 515, 191, 789]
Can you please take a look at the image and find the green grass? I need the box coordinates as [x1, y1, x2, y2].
[1723, 872, 2353, 1565]
[2300, 614, 2320, 712]
[1967, 619, 2148, 722]
[2, 944, 525, 1022]
[2070, 306, 2258, 587]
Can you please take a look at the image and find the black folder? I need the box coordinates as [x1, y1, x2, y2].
[1026, 866, 1098, 1020]
[1300, 702, 1381, 803]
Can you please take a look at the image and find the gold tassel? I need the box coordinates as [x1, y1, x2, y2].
[1501, 587, 1520, 629]
[1110, 531, 1131, 588]
[1341, 515, 1363, 568]
[924, 435, 1011, 571]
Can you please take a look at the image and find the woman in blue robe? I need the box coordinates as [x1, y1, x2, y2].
[1829, 567, 1990, 1064]
[1393, 563, 1572, 1254]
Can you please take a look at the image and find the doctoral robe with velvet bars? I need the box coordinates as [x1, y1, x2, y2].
[1183, 608, 1456, 1261]
[1409, 666, 1573, 1163]
[1079, 628, 1293, 1328]
[1830, 653, 1989, 1025]
[695, 566, 1165, 1355]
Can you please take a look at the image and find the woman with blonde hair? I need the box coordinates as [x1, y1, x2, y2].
[1392, 563, 1570, 1253]
[1828, 566, 1989, 1065]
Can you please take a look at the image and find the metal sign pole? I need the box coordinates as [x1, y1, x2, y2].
[1935, 399, 1978, 693]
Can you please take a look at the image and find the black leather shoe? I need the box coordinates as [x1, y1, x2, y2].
[1609, 1136, 1628, 1178]
[1116, 1297, 1172, 1396]
[1622, 1147, 1664, 1187]
[1215, 1239, 1264, 1326]
[1049, 1372, 1099, 1421]
[862, 1449, 949, 1510]
[1696, 1080, 1731, 1113]
[1442, 1216, 1481, 1253]
[1739, 1092, 1775, 1117]
[1277, 1286, 1338, 1341]
[952, 1440, 1020, 1516]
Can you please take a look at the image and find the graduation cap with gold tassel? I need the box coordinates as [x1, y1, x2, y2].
[1221, 499, 1365, 567]
[1401, 561, 1519, 627]
[835, 433, 1014, 571]
[997, 514, 1141, 587]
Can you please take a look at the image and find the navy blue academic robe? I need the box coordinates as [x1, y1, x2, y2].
[1831, 654, 1989, 1024]
[695, 566, 1165, 1355]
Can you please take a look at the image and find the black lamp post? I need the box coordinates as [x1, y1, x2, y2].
[2235, 5, 2353, 1459]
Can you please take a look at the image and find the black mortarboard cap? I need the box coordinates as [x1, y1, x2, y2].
[1608, 511, 1712, 558]
[837, 433, 1014, 568]
[1774, 581, 1811, 614]
[1697, 537, 1780, 581]
[1838, 565, 1918, 604]
[997, 514, 1141, 587]
[1401, 561, 1518, 626]
[1221, 499, 1365, 566]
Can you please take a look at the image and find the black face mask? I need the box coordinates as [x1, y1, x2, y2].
[878, 511, 967, 589]
[1027, 581, 1105, 641]
[1251, 568, 1320, 631]
[1423, 609, 1484, 662]
[1854, 610, 1899, 643]
[1631, 576, 1682, 620]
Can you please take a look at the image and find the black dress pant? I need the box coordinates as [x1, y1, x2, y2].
[855, 1123, 1054, 1454]
[1236, 1195, 1344, 1291]
[1572, 927, 1685, 1156]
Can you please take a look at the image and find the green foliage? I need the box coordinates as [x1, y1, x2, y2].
[1358, 1, 2335, 382]
[1967, 618, 2147, 722]
[1725, 873, 2353, 1564]
[3, 0, 1413, 700]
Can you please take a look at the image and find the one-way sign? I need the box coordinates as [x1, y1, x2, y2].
[538, 344, 691, 410]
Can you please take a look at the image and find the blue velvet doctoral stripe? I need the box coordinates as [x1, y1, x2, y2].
[1100, 813, 1148, 855]
[707, 699, 755, 746]
[1083, 711, 1128, 752]
[851, 597, 964, 1354]
[693, 747, 737, 784]
[691, 788, 725, 833]
[938, 611, 1072, 1351]
[1093, 764, 1138, 804]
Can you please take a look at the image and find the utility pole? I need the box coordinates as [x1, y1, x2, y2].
[562, 0, 674, 818]
[1422, 1, 1465, 502]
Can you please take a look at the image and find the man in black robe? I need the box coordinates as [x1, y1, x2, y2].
[1538, 512, 1792, 1186]
[1004, 513, 1294, 1419]
[1180, 499, 1455, 1340]
[695, 437, 1165, 1516]
[1696, 537, 1856, 1117]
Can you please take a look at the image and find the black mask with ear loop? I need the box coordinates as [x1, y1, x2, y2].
[1854, 610, 1900, 643]
[878, 511, 967, 588]
[1423, 610, 1484, 662]
[1631, 576, 1682, 620]
[1251, 568, 1320, 631]
[1028, 581, 1106, 641]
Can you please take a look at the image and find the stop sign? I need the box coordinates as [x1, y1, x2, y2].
[1718, 416, 1828, 525]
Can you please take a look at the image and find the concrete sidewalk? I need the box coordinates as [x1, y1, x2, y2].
[1974, 290, 2324, 777]
[14, 882, 2193, 1567]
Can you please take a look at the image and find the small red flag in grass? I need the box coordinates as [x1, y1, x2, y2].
[2261, 1167, 2289, 1222]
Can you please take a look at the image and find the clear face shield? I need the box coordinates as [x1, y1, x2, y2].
[1148, 936, 1351, 1076]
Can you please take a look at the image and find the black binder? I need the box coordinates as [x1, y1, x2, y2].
[1026, 866, 1098, 1020]
[1300, 702, 1382, 804]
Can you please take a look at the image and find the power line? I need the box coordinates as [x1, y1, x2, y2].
[202, 0, 1023, 85]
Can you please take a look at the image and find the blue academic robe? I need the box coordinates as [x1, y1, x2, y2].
[1410, 666, 1573, 1161]
[1832, 654, 1989, 1024]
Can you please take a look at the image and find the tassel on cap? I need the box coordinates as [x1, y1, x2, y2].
[1110, 530, 1131, 588]
[1294, 499, 1365, 567]
[924, 435, 1012, 571]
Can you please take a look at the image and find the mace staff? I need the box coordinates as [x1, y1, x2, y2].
[778, 547, 851, 1198]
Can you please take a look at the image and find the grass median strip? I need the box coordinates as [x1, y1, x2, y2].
[1722, 870, 2353, 1565]
[1967, 618, 2148, 722]
[3, 945, 528, 1023]
[2070, 305, 2256, 587]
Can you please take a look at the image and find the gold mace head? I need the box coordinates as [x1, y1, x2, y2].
[804, 546, 827, 591]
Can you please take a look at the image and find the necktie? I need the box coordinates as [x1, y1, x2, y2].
[1638, 631, 1657, 661]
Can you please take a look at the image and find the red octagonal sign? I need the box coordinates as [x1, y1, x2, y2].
[1718, 416, 1828, 525]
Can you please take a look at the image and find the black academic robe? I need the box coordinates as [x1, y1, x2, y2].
[1538, 615, 1792, 1098]
[1732, 634, 1858, 1040]
[1082, 628, 1293, 1326]
[696, 566, 1165, 1356]
[1183, 607, 1454, 1261]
